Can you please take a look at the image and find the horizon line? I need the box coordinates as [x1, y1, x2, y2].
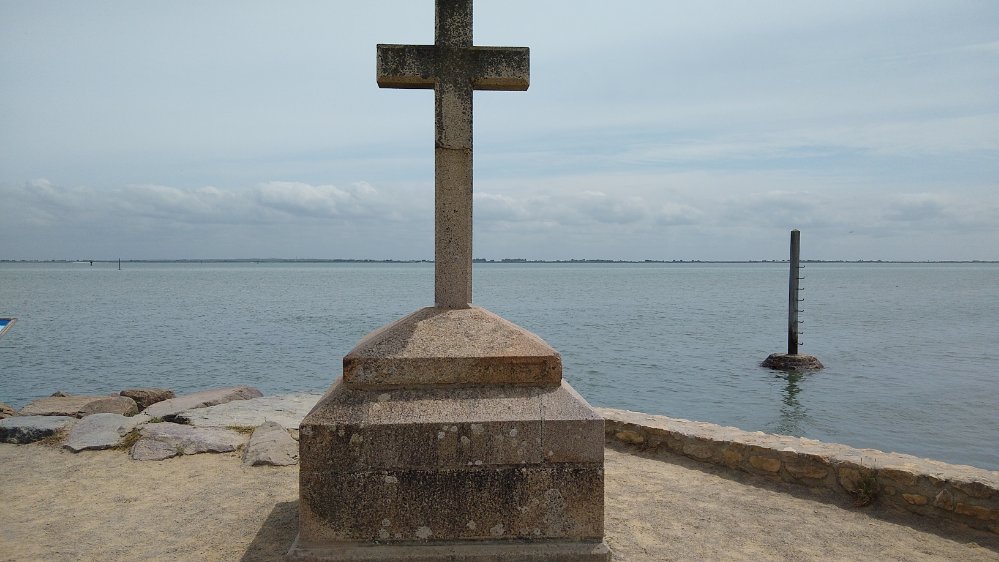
[3, 258, 998, 265]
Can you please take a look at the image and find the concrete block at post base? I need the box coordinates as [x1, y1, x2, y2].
[343, 306, 562, 388]
[292, 378, 608, 560]
[761, 353, 823, 371]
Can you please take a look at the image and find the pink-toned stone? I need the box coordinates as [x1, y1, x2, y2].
[78, 396, 138, 417]
[142, 386, 263, 420]
[749, 455, 781, 473]
[19, 396, 107, 417]
[902, 494, 929, 506]
[343, 307, 562, 388]
[954, 503, 999, 521]
[120, 388, 175, 411]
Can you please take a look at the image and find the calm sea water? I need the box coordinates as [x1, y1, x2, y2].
[1, 262, 997, 469]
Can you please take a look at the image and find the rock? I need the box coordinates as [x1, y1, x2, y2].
[129, 422, 246, 461]
[613, 430, 645, 445]
[78, 396, 139, 417]
[120, 388, 175, 411]
[50, 391, 69, 397]
[63, 413, 146, 452]
[142, 386, 263, 420]
[242, 421, 299, 466]
[176, 393, 322, 430]
[749, 455, 781, 473]
[934, 489, 955, 511]
[130, 438, 180, 461]
[0, 402, 15, 419]
[682, 440, 715, 460]
[19, 395, 108, 417]
[0, 415, 75, 444]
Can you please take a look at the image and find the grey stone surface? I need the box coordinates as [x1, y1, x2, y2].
[176, 393, 321, 430]
[63, 413, 145, 452]
[142, 385, 263, 420]
[297, 378, 606, 546]
[0, 402, 15, 419]
[129, 438, 180, 462]
[78, 396, 139, 417]
[120, 388, 175, 410]
[0, 415, 75, 444]
[294, 2, 608, 558]
[242, 421, 299, 466]
[376, 0, 528, 309]
[129, 422, 246, 461]
[301, 379, 602, 472]
[343, 307, 562, 387]
[18, 395, 108, 417]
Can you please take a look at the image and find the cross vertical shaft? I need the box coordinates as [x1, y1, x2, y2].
[376, 0, 529, 308]
[435, 0, 474, 308]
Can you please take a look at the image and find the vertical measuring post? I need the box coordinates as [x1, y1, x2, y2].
[788, 229, 800, 355]
[764, 228, 821, 370]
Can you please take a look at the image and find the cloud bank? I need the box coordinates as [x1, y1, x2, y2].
[3, 176, 996, 261]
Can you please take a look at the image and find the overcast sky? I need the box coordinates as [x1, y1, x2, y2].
[2, 1, 997, 261]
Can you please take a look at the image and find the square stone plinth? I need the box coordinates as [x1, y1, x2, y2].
[342, 307, 562, 388]
[290, 379, 609, 561]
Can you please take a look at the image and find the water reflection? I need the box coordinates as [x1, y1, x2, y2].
[773, 370, 808, 436]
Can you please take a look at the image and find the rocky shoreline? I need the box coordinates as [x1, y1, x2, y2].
[3, 385, 998, 538]
[0, 386, 321, 466]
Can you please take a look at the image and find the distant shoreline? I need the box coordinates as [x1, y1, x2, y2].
[2, 258, 998, 265]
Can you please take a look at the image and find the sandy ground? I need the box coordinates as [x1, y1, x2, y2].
[1, 442, 997, 562]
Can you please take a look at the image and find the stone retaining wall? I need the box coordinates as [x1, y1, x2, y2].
[597, 408, 999, 535]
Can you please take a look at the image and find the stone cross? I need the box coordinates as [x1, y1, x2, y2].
[377, 0, 529, 308]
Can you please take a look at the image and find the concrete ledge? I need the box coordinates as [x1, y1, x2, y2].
[598, 407, 999, 535]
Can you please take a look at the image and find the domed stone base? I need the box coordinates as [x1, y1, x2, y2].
[761, 353, 823, 371]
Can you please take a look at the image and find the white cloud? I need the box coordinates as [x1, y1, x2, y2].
[2, 1, 998, 261]
[2, 179, 417, 229]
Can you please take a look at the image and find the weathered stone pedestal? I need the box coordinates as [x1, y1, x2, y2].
[289, 307, 610, 561]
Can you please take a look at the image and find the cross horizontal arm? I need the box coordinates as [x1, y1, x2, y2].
[377, 44, 529, 91]
[377, 45, 437, 89]
[470, 47, 529, 91]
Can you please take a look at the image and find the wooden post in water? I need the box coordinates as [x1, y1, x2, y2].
[788, 229, 800, 355]
[763, 229, 822, 370]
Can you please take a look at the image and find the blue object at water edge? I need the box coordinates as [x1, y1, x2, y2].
[0, 318, 15, 339]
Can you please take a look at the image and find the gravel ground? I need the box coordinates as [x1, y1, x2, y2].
[1, 442, 996, 561]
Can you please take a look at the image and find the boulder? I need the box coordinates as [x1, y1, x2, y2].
[129, 438, 180, 461]
[63, 413, 146, 452]
[19, 396, 108, 417]
[120, 388, 175, 411]
[0, 415, 75, 444]
[0, 402, 15, 419]
[242, 421, 299, 467]
[129, 422, 247, 461]
[142, 386, 263, 420]
[176, 393, 322, 430]
[78, 396, 139, 417]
